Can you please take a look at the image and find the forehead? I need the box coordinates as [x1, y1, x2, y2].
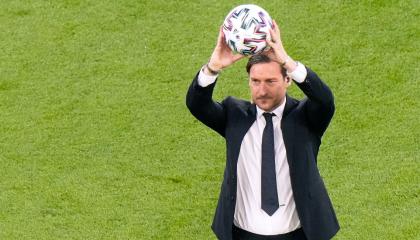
[249, 62, 282, 79]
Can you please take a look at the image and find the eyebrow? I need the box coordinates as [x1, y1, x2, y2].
[250, 78, 277, 81]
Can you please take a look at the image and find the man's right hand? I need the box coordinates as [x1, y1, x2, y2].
[205, 26, 244, 75]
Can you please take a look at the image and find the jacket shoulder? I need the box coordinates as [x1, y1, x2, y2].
[223, 96, 250, 106]
[222, 96, 253, 114]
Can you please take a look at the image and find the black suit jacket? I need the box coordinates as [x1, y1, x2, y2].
[186, 67, 339, 240]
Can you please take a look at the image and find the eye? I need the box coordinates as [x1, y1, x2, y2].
[251, 79, 260, 85]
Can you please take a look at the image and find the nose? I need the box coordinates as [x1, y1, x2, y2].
[258, 83, 268, 96]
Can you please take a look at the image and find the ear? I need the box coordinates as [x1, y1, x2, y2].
[285, 76, 292, 86]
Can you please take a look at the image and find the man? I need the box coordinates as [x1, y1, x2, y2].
[186, 20, 339, 240]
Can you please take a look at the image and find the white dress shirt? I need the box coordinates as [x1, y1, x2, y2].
[197, 62, 308, 235]
[233, 103, 301, 235]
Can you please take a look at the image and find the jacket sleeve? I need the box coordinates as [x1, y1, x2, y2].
[294, 67, 335, 137]
[186, 71, 226, 137]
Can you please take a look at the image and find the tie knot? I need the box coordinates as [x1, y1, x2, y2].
[263, 112, 275, 121]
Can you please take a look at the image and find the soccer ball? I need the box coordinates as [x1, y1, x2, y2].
[222, 4, 273, 56]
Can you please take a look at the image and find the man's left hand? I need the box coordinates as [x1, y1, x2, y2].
[266, 19, 297, 73]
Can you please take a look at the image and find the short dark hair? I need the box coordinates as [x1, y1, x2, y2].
[246, 53, 287, 77]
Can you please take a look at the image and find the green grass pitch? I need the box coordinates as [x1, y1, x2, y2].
[0, 0, 419, 239]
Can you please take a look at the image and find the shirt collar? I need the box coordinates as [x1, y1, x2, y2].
[256, 98, 287, 119]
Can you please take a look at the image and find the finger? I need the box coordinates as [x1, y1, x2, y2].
[266, 35, 274, 48]
[271, 19, 277, 29]
[268, 28, 274, 39]
[234, 52, 247, 62]
[220, 25, 226, 37]
[216, 26, 224, 45]
[268, 28, 278, 43]
[273, 19, 282, 38]
[272, 19, 280, 32]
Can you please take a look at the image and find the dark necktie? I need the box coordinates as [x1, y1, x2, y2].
[261, 112, 279, 216]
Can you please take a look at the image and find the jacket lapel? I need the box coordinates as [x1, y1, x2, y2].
[281, 95, 298, 171]
[229, 97, 297, 177]
[230, 103, 257, 170]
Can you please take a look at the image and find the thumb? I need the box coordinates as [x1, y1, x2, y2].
[232, 53, 245, 62]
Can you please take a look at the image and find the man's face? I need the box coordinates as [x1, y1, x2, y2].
[249, 61, 289, 112]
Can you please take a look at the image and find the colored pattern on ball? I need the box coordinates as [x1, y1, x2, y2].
[222, 4, 273, 56]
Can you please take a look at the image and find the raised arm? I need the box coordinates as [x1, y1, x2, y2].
[205, 26, 245, 75]
[186, 26, 244, 137]
[266, 20, 335, 136]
